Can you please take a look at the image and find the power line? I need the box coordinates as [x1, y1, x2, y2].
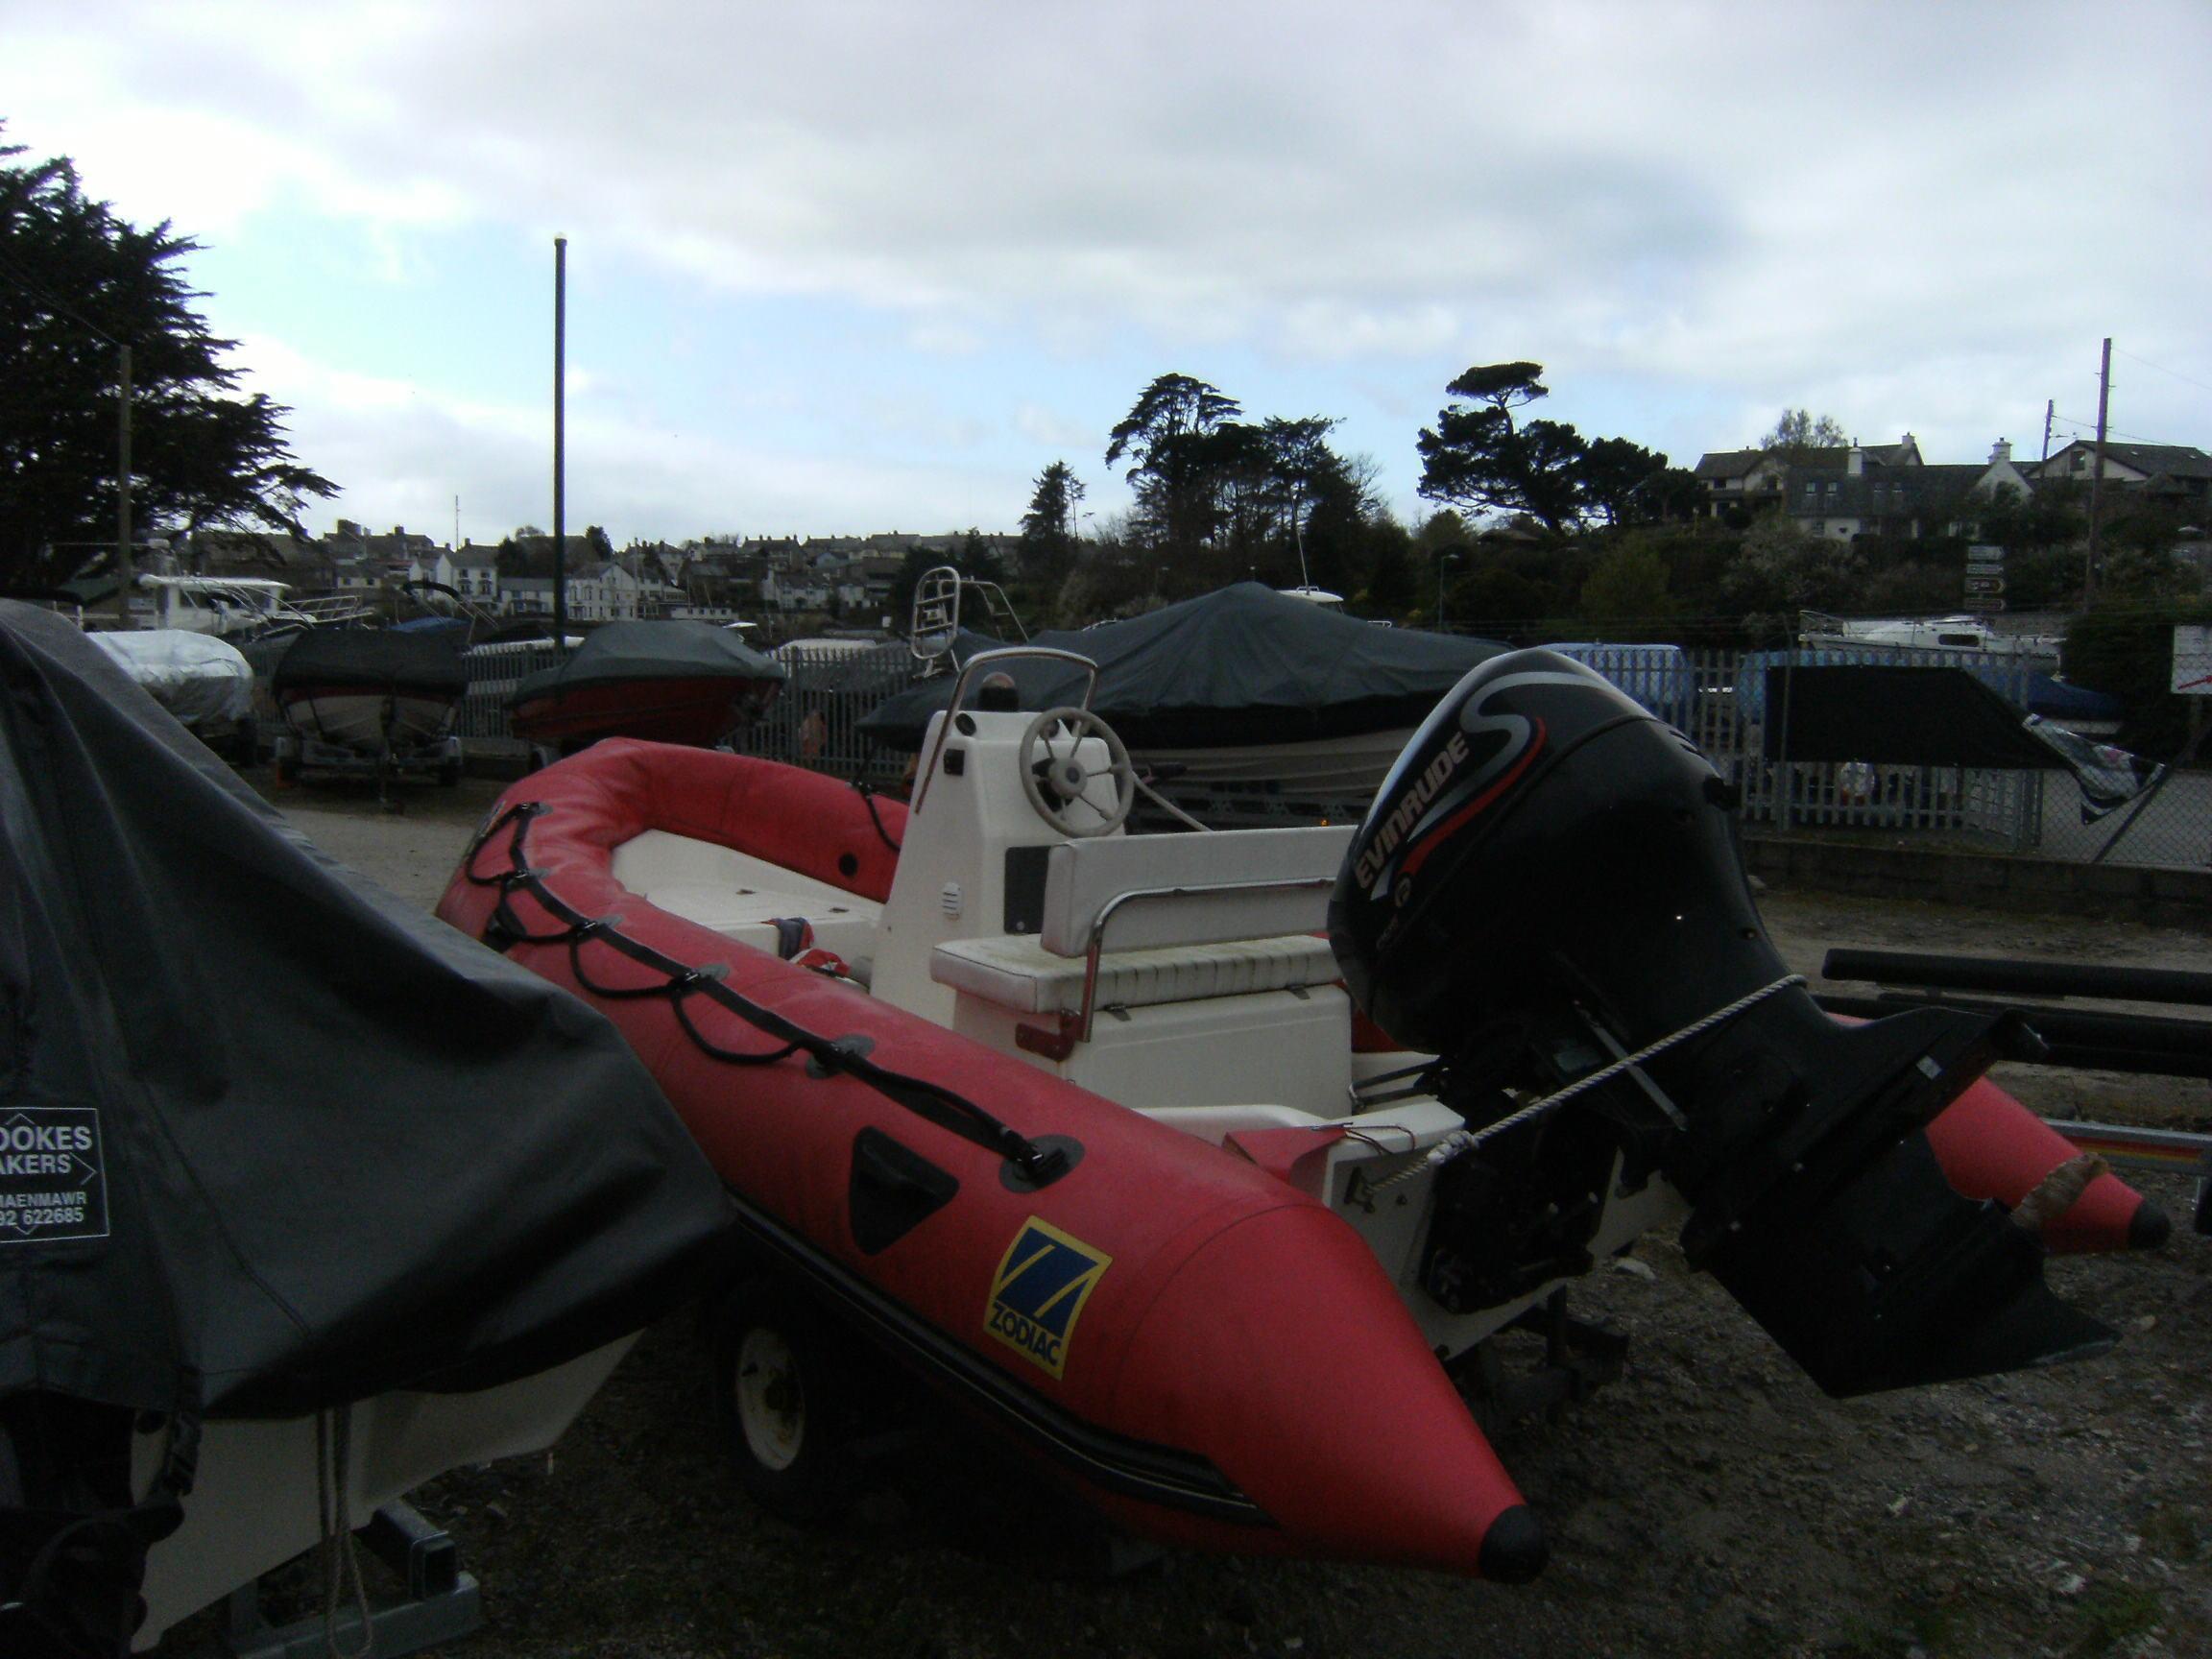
[2111, 346, 2212, 398]
[2050, 413, 2172, 446]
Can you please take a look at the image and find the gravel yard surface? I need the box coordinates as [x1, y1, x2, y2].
[154, 773, 2211, 1659]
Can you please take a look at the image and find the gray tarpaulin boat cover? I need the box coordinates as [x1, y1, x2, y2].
[510, 619, 784, 705]
[0, 602, 733, 1653]
[270, 624, 469, 697]
[856, 583, 1508, 750]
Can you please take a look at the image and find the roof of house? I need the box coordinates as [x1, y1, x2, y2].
[1694, 449, 1765, 481]
[2101, 443, 2212, 480]
[1781, 460, 2003, 519]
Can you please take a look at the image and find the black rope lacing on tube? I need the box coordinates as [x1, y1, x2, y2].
[853, 780, 902, 854]
[459, 802, 1066, 1181]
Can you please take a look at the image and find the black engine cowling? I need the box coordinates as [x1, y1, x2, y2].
[1331, 650, 2113, 1397]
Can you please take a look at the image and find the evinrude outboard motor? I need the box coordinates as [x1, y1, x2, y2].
[1332, 650, 2113, 1396]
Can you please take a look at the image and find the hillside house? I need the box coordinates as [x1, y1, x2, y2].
[1695, 436, 1925, 522]
[2036, 442, 2212, 514]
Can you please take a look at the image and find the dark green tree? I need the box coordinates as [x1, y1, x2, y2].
[1104, 373, 1242, 557]
[1017, 460, 1085, 589]
[1257, 416, 1343, 565]
[1759, 408, 1849, 459]
[1719, 513, 1864, 638]
[1357, 518, 1419, 615]
[954, 526, 1002, 584]
[1577, 437, 1684, 529]
[0, 135, 334, 589]
[1414, 363, 1684, 541]
[1577, 540, 1674, 637]
[1416, 363, 1590, 540]
[2064, 598, 2212, 757]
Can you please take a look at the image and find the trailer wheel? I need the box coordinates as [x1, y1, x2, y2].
[711, 1278, 861, 1523]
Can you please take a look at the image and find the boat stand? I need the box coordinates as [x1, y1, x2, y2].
[224, 1503, 480, 1659]
[1453, 1289, 1629, 1432]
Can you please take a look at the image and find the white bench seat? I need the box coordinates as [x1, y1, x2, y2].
[613, 830, 882, 963]
[930, 931, 1338, 1016]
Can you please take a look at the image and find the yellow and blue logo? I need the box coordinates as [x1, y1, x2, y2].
[985, 1216, 1113, 1381]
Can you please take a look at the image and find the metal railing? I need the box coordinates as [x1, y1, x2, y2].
[734, 641, 916, 787]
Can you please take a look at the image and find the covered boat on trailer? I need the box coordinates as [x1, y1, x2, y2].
[268, 625, 469, 783]
[857, 583, 1510, 804]
[85, 629, 258, 761]
[0, 602, 733, 1657]
[508, 619, 785, 757]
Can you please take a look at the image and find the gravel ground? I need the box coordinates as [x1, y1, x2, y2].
[155, 771, 2211, 1659]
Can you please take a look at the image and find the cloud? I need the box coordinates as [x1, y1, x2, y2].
[1014, 403, 1095, 452]
[228, 334, 1028, 541]
[10, 0, 2205, 533]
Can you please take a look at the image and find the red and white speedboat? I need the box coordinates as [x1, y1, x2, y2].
[507, 619, 784, 757]
[436, 647, 2152, 1578]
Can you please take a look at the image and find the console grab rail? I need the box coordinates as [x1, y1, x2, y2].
[1074, 875, 1337, 1042]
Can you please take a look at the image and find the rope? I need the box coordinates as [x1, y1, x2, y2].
[462, 802, 1067, 1183]
[1362, 974, 1808, 1195]
[316, 1407, 373, 1659]
[854, 781, 902, 854]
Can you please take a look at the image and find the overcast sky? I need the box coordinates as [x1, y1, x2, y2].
[8, 0, 2208, 547]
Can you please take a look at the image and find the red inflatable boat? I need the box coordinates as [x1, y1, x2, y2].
[438, 744, 1547, 1577]
[437, 646, 2148, 1575]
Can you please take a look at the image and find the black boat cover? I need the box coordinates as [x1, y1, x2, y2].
[0, 603, 733, 1653]
[1762, 663, 2165, 821]
[856, 584, 1508, 750]
[1760, 664, 2062, 768]
[270, 625, 468, 697]
[510, 619, 784, 706]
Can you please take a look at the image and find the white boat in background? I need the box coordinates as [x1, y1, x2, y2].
[87, 629, 258, 757]
[1797, 610, 2062, 665]
[129, 575, 326, 640]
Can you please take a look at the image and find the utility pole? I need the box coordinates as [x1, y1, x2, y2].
[2084, 337, 2110, 607]
[552, 236, 568, 654]
[114, 343, 133, 626]
[2041, 398, 2054, 466]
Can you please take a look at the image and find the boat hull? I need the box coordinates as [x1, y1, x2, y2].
[508, 675, 777, 752]
[276, 685, 458, 755]
[1136, 728, 1414, 796]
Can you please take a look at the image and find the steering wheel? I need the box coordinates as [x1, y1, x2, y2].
[1019, 707, 1136, 837]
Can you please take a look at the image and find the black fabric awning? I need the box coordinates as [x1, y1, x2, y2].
[1762, 665, 2064, 768]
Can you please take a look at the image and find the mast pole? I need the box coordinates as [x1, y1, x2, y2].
[553, 236, 568, 654]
